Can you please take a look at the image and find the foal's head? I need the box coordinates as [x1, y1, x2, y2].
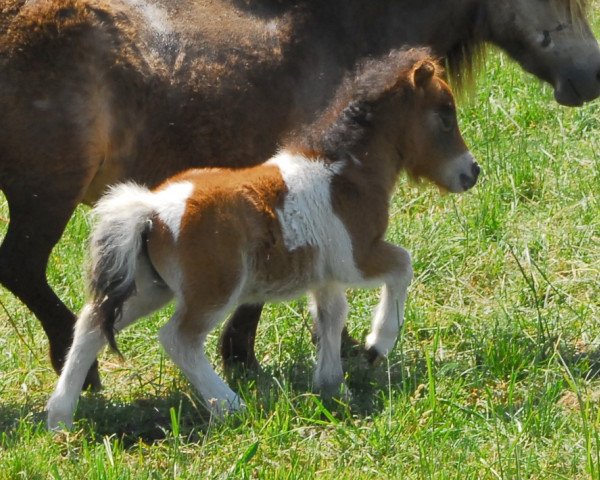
[291, 49, 480, 193]
[366, 50, 480, 193]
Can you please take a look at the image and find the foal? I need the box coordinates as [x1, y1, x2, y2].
[47, 48, 479, 429]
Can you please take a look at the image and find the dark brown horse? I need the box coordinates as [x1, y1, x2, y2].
[1, 0, 599, 389]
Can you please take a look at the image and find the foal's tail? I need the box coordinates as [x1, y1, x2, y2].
[87, 183, 157, 353]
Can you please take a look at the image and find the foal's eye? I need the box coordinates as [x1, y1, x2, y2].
[437, 111, 454, 132]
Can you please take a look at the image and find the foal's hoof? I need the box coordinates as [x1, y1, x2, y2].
[47, 412, 74, 431]
[220, 335, 261, 376]
[317, 382, 353, 403]
[337, 383, 353, 403]
[207, 396, 245, 420]
[341, 332, 366, 359]
[46, 400, 75, 431]
[365, 346, 385, 366]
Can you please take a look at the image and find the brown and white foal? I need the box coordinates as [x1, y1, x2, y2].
[47, 48, 479, 429]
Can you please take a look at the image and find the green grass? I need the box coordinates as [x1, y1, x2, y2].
[1, 10, 600, 480]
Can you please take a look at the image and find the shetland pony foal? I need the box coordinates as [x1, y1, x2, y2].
[47, 49, 479, 429]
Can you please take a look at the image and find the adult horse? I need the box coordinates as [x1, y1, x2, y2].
[0, 0, 599, 389]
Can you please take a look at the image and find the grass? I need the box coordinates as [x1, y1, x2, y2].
[1, 9, 600, 480]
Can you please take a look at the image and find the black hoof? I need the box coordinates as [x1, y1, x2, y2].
[365, 346, 384, 366]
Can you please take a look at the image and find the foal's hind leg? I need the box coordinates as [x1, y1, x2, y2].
[159, 305, 243, 416]
[360, 242, 413, 364]
[46, 304, 107, 430]
[47, 262, 172, 429]
[310, 284, 349, 398]
[0, 186, 103, 390]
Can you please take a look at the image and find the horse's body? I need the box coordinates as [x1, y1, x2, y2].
[47, 49, 479, 428]
[1, 0, 599, 387]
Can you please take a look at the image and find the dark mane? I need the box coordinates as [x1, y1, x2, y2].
[567, 0, 589, 14]
[285, 48, 439, 159]
[445, 5, 486, 96]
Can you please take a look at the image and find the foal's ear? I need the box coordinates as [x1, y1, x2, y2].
[412, 60, 436, 88]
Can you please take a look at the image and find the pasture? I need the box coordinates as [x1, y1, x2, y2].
[1, 6, 599, 479]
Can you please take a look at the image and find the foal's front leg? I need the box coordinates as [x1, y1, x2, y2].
[362, 242, 413, 364]
[310, 284, 349, 398]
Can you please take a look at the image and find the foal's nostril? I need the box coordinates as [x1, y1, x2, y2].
[472, 162, 481, 178]
[459, 173, 474, 191]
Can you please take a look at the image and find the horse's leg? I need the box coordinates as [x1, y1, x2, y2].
[221, 302, 359, 375]
[310, 284, 349, 398]
[360, 243, 413, 364]
[219, 303, 263, 372]
[47, 265, 172, 430]
[0, 186, 102, 389]
[160, 306, 243, 416]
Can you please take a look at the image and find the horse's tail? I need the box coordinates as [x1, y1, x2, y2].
[87, 182, 157, 353]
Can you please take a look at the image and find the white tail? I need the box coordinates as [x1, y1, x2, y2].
[87, 182, 157, 350]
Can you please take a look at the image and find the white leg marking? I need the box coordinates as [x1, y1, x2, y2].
[365, 247, 413, 358]
[158, 308, 243, 417]
[47, 304, 106, 430]
[47, 258, 172, 430]
[310, 284, 350, 398]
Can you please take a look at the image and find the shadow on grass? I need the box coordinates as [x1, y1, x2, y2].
[0, 348, 429, 450]
[558, 342, 600, 381]
[0, 390, 209, 447]
[229, 340, 431, 419]
[4, 325, 595, 449]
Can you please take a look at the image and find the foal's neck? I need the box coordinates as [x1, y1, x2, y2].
[285, 114, 409, 202]
[340, 137, 405, 198]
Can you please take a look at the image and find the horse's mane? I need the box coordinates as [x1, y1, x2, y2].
[565, 0, 590, 31]
[568, 0, 588, 14]
[445, 31, 485, 96]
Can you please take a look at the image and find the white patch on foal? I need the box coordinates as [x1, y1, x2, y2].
[268, 151, 360, 282]
[154, 181, 194, 241]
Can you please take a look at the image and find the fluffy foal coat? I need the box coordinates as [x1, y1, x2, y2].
[47, 49, 479, 428]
